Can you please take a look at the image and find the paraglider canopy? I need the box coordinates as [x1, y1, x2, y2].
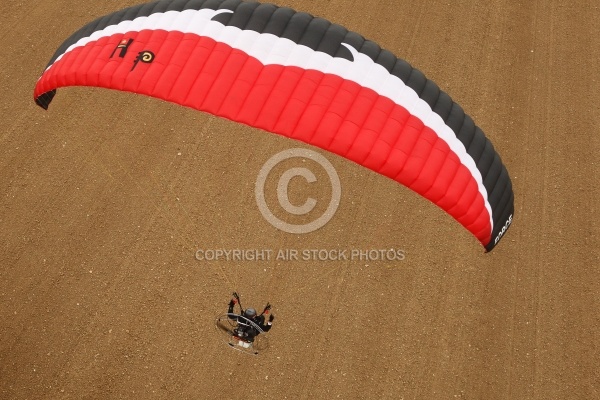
[34, 0, 514, 251]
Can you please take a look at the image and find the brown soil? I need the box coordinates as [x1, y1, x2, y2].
[1, 1, 598, 399]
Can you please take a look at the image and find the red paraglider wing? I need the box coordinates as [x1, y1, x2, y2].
[34, 1, 514, 251]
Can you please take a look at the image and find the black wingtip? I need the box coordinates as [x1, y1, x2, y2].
[34, 89, 56, 110]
